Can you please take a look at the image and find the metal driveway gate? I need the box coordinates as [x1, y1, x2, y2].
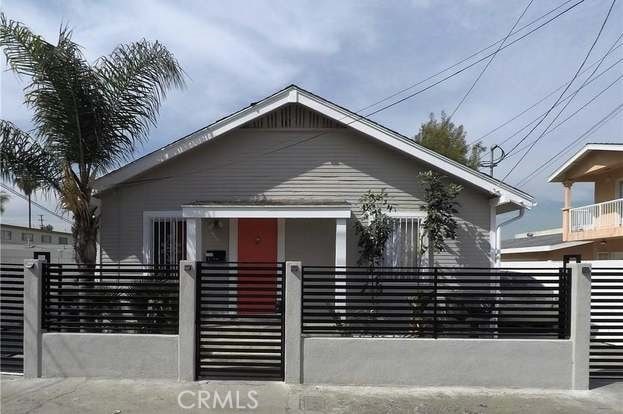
[0, 263, 24, 374]
[196, 262, 285, 380]
[591, 268, 623, 379]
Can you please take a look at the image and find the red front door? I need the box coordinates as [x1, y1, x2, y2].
[237, 219, 278, 313]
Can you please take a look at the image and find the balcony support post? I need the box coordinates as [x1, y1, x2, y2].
[562, 181, 573, 242]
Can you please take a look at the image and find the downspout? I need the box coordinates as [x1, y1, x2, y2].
[495, 207, 525, 267]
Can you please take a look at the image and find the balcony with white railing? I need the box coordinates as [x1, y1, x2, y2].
[567, 197, 623, 241]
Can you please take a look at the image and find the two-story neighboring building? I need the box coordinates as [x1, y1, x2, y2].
[502, 143, 623, 262]
[0, 223, 75, 263]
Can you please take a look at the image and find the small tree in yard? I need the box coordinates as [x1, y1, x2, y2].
[354, 190, 395, 267]
[419, 171, 462, 267]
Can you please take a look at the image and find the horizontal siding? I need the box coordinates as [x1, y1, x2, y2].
[99, 127, 491, 266]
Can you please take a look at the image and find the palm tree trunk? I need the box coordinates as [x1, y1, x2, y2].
[72, 204, 98, 265]
[72, 204, 98, 331]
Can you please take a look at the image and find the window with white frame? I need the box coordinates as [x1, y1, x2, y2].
[383, 216, 422, 267]
[151, 217, 187, 265]
[41, 234, 52, 243]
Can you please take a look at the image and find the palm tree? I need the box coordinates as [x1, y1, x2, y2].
[0, 191, 8, 214]
[0, 15, 185, 264]
[14, 175, 39, 228]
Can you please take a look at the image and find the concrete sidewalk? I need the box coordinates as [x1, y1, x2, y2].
[1, 375, 622, 414]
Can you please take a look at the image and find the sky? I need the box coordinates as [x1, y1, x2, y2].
[1, 0, 622, 237]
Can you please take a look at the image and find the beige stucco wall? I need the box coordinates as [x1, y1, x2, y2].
[594, 166, 623, 203]
[98, 126, 493, 266]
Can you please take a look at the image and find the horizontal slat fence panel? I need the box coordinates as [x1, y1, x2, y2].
[196, 262, 285, 381]
[43, 264, 179, 334]
[591, 268, 623, 379]
[302, 266, 570, 339]
[0, 263, 24, 374]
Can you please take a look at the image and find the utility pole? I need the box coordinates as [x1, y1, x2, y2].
[39, 214, 44, 229]
[481, 145, 505, 178]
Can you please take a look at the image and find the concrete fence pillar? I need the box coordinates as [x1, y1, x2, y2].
[284, 261, 302, 384]
[569, 262, 591, 390]
[178, 260, 197, 381]
[23, 258, 45, 378]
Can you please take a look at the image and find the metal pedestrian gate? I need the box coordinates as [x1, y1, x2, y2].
[196, 262, 285, 380]
[590, 268, 623, 379]
[0, 263, 24, 374]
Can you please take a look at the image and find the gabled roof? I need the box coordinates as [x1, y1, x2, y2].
[549, 143, 623, 182]
[94, 85, 534, 209]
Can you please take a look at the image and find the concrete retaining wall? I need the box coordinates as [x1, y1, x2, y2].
[302, 337, 573, 389]
[42, 333, 178, 379]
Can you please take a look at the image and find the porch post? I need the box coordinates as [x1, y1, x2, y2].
[178, 260, 197, 381]
[186, 218, 203, 262]
[335, 218, 347, 267]
[562, 181, 573, 242]
[23, 258, 44, 378]
[335, 219, 347, 314]
[569, 262, 591, 390]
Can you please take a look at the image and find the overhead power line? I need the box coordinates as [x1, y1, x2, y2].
[357, 0, 581, 115]
[120, 0, 587, 188]
[364, 0, 588, 118]
[499, 55, 623, 152]
[514, 102, 623, 186]
[468, 39, 623, 146]
[502, 73, 623, 161]
[449, 0, 535, 119]
[0, 183, 72, 224]
[502, 0, 618, 180]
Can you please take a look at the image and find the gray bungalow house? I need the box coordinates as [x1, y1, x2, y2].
[94, 85, 534, 268]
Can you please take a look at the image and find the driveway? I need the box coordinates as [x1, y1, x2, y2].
[1, 375, 621, 414]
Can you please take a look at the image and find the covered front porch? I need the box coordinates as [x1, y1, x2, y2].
[180, 200, 351, 267]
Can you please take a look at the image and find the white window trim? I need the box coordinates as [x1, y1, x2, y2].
[142, 210, 184, 264]
[383, 211, 425, 267]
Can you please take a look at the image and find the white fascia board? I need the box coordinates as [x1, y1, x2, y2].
[182, 205, 351, 219]
[296, 92, 534, 209]
[95, 90, 295, 192]
[501, 241, 591, 254]
[95, 86, 534, 209]
[548, 144, 623, 183]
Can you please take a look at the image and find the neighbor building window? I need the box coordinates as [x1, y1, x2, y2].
[21, 233, 34, 242]
[1, 230, 11, 241]
[383, 216, 422, 267]
[58, 237, 68, 245]
[41, 235, 52, 243]
[151, 218, 187, 265]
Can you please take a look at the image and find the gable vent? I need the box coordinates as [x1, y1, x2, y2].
[242, 104, 345, 129]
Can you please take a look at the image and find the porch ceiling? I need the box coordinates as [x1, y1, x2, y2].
[181, 199, 351, 218]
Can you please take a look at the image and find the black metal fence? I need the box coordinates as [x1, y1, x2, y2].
[43, 263, 179, 334]
[590, 268, 623, 379]
[196, 262, 285, 381]
[0, 263, 24, 374]
[302, 266, 571, 339]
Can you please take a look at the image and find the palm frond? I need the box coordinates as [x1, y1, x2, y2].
[94, 39, 186, 169]
[0, 120, 61, 192]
